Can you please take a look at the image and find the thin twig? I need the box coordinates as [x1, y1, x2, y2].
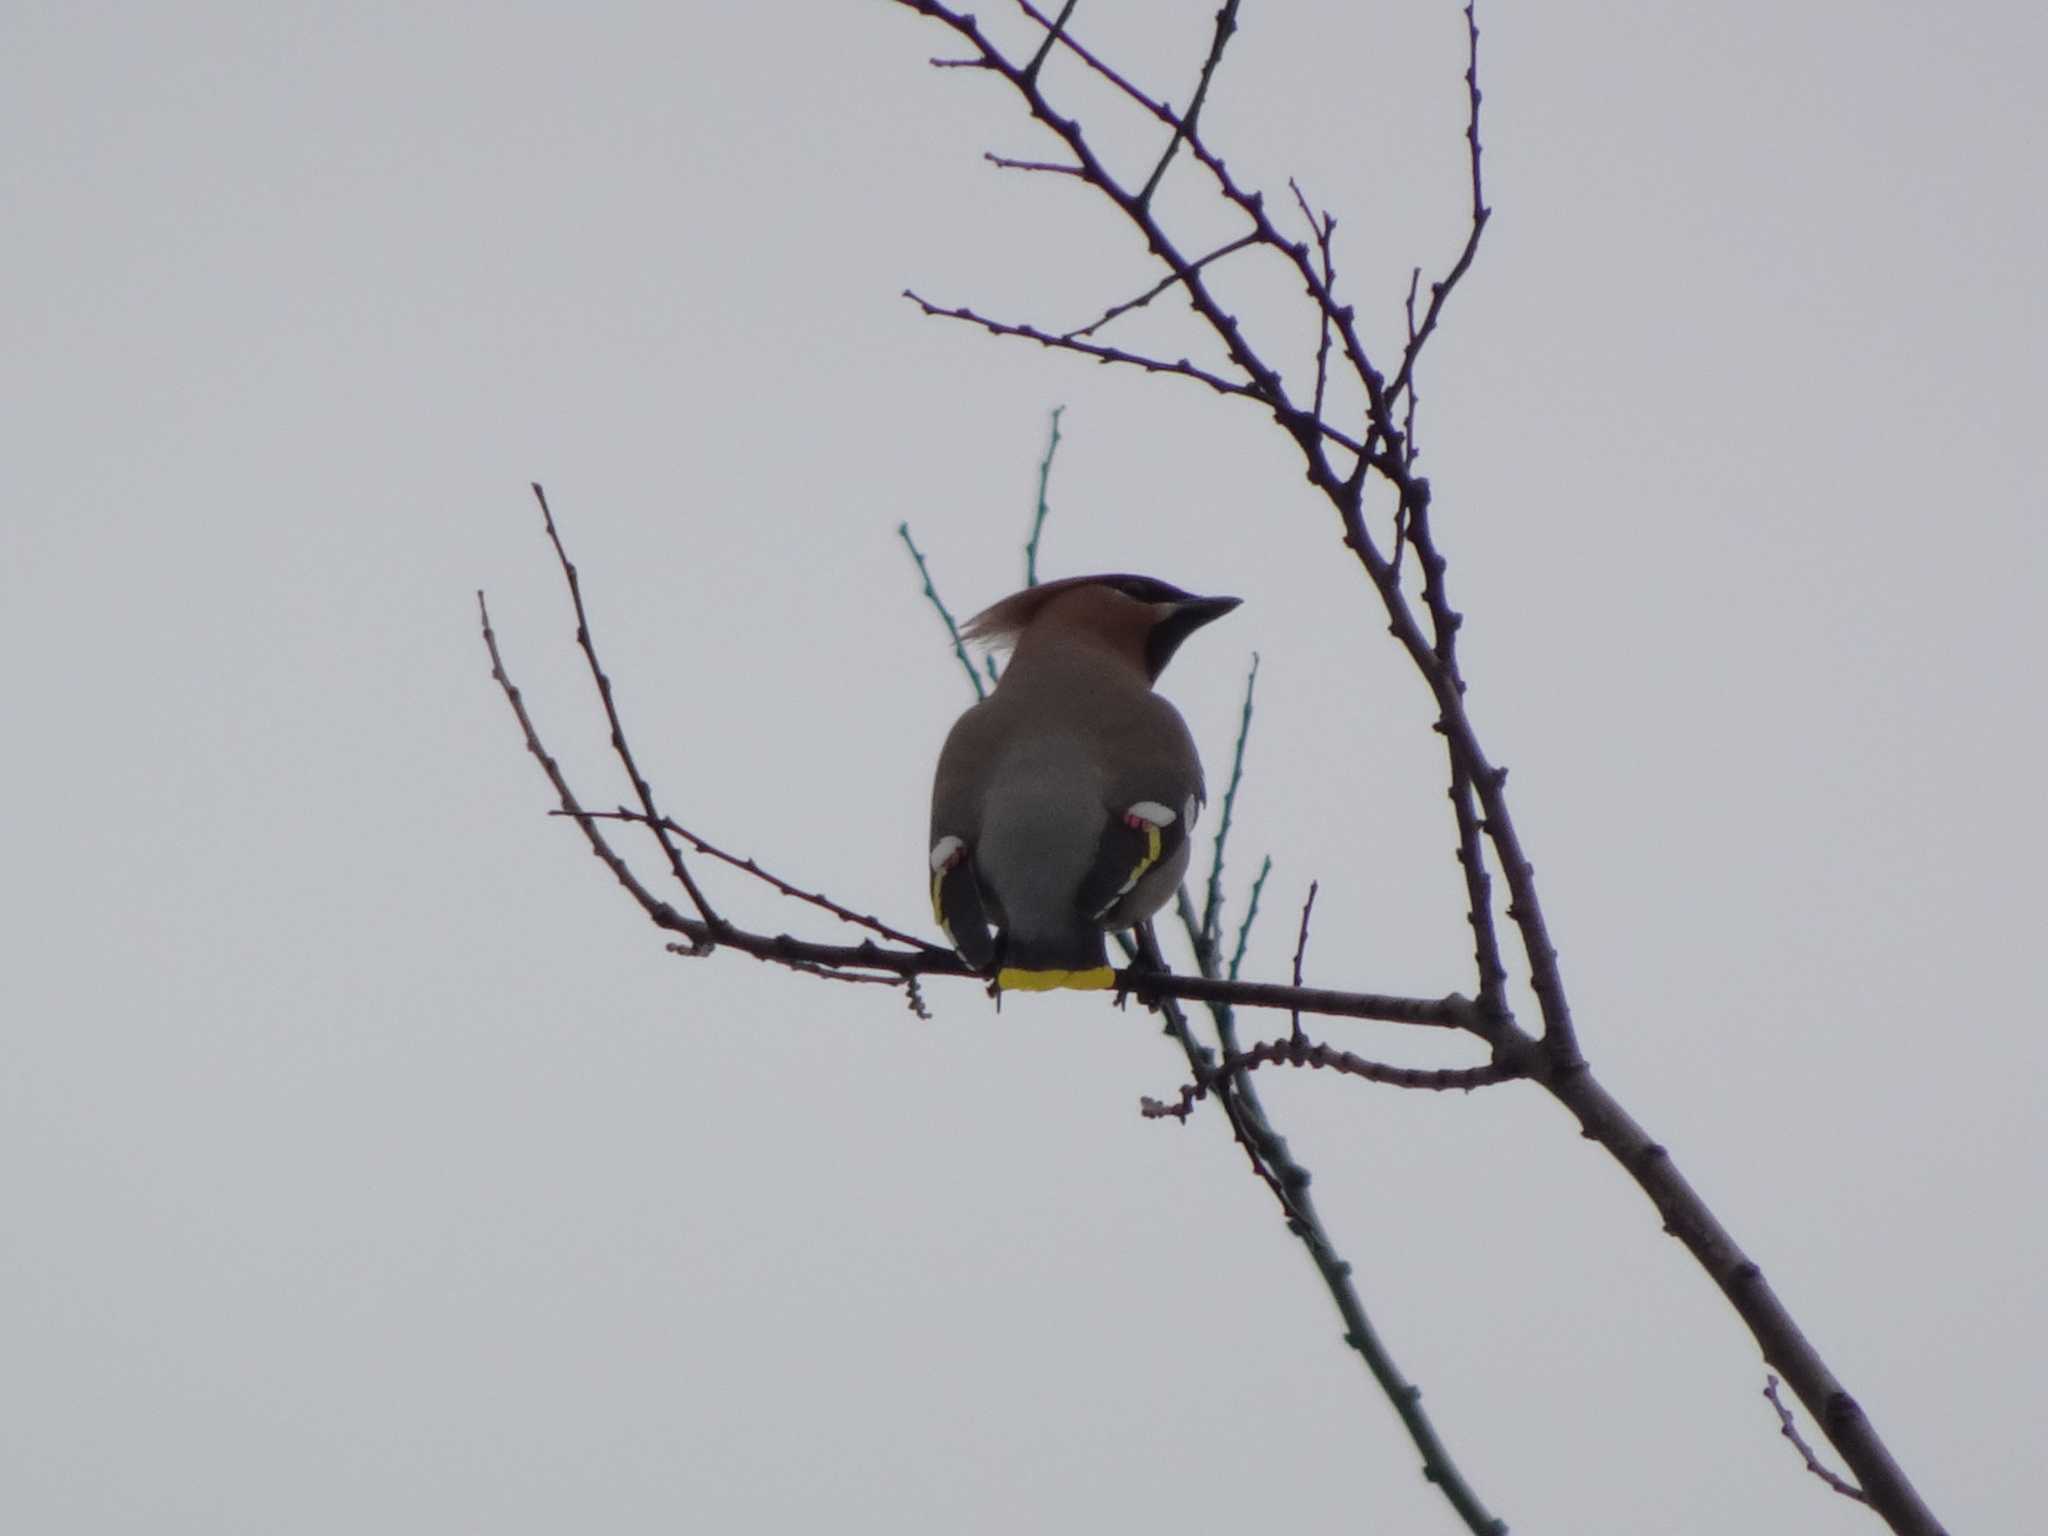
[1288, 879, 1318, 1043]
[479, 589, 689, 935]
[904, 289, 1286, 421]
[985, 151, 1088, 177]
[1025, 406, 1063, 585]
[1385, 0, 1490, 416]
[898, 521, 987, 701]
[1130, 922, 1303, 1218]
[1201, 652, 1260, 957]
[1765, 1376, 1871, 1506]
[997, 0, 1400, 435]
[1226, 854, 1270, 981]
[1143, 1035, 1519, 1119]
[1020, 0, 1078, 83]
[1289, 180, 1337, 427]
[555, 808, 944, 952]
[1401, 265, 1424, 468]
[1136, 0, 1241, 207]
[530, 485, 725, 935]
[1063, 232, 1258, 341]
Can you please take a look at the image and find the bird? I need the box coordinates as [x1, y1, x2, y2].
[928, 573, 1241, 992]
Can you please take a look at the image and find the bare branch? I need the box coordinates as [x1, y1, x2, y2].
[1142, 1034, 1519, 1119]
[985, 150, 1088, 177]
[527, 486, 725, 936]
[488, 8, 1954, 1532]
[1289, 180, 1337, 427]
[1200, 652, 1260, 957]
[555, 808, 944, 952]
[898, 521, 987, 701]
[1063, 232, 1259, 341]
[1288, 879, 1319, 1043]
[911, 3, 1397, 466]
[1129, 922, 1306, 1218]
[1019, 0, 1078, 83]
[1136, 0, 1242, 207]
[1764, 1376, 1872, 1507]
[1401, 265, 1424, 468]
[478, 590, 687, 932]
[904, 289, 1266, 409]
[1385, 1, 1491, 417]
[1142, 934, 1509, 1536]
[1226, 854, 1270, 981]
[883, 6, 1954, 1531]
[478, 611, 1479, 1021]
[1025, 405, 1063, 586]
[1523, 1049, 1945, 1535]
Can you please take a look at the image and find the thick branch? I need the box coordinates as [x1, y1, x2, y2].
[1507, 1037, 1946, 1536]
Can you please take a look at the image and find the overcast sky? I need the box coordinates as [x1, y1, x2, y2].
[5, 3, 2041, 1532]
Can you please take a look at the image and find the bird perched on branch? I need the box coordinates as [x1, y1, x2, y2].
[929, 574, 1241, 992]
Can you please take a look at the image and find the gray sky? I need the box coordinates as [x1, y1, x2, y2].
[5, 2, 2041, 1532]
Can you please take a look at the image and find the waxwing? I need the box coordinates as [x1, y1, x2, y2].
[929, 574, 1241, 992]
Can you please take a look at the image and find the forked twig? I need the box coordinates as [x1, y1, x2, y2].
[529, 484, 725, 935]
[555, 808, 944, 951]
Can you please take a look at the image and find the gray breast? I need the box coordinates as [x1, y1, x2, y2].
[976, 734, 1108, 945]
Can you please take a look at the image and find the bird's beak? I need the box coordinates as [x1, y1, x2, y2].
[1145, 593, 1242, 678]
[1175, 594, 1242, 629]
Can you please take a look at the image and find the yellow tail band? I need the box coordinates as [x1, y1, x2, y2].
[997, 965, 1117, 992]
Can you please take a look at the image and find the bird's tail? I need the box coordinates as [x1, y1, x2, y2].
[997, 928, 1115, 992]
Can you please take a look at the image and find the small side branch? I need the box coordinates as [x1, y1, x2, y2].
[1142, 1035, 1519, 1120]
[904, 290, 1262, 407]
[985, 150, 1087, 178]
[1384, 0, 1491, 415]
[1288, 879, 1318, 1042]
[1765, 1376, 1870, 1506]
[1063, 232, 1259, 341]
[1226, 855, 1271, 981]
[1287, 180, 1337, 426]
[555, 808, 945, 952]
[1136, 0, 1243, 206]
